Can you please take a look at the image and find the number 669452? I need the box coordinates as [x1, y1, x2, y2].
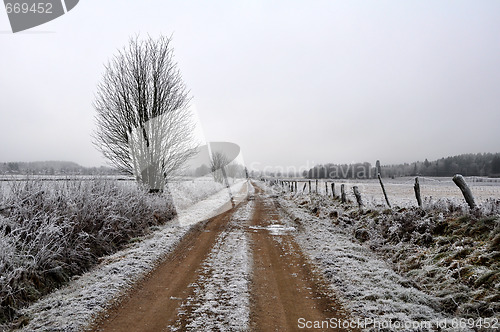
[5, 2, 53, 14]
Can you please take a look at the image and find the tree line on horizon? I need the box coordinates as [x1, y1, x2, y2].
[0, 161, 120, 176]
[304, 153, 500, 179]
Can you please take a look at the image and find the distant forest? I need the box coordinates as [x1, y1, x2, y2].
[305, 153, 500, 179]
[0, 161, 120, 176]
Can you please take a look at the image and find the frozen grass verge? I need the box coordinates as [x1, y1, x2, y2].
[268, 180, 500, 329]
[0, 180, 175, 326]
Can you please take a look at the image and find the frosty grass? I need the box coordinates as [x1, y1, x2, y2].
[17, 180, 247, 332]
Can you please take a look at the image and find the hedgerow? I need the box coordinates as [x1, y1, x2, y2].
[0, 180, 175, 324]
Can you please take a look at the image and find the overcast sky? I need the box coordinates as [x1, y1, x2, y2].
[1, 1, 499, 170]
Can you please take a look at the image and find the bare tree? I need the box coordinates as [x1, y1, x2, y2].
[93, 35, 197, 192]
[226, 162, 244, 182]
[210, 151, 230, 184]
[209, 150, 234, 207]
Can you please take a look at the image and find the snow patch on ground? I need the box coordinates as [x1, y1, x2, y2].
[176, 181, 247, 227]
[169, 178, 225, 210]
[17, 181, 248, 332]
[249, 224, 295, 236]
[169, 198, 254, 331]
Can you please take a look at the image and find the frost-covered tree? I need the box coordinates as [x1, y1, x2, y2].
[226, 162, 244, 182]
[210, 151, 230, 184]
[93, 35, 197, 192]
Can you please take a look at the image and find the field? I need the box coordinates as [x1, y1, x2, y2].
[276, 176, 500, 209]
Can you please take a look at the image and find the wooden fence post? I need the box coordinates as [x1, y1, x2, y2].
[414, 177, 422, 208]
[331, 183, 335, 198]
[315, 179, 318, 193]
[308, 181, 311, 194]
[295, 181, 298, 192]
[377, 173, 391, 208]
[341, 184, 346, 203]
[303, 182, 307, 192]
[325, 182, 328, 195]
[453, 174, 476, 209]
[353, 186, 363, 208]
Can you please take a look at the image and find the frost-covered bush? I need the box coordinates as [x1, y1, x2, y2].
[0, 180, 175, 324]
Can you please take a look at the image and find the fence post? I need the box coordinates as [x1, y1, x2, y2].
[308, 181, 311, 194]
[315, 179, 318, 193]
[331, 183, 335, 198]
[353, 186, 363, 208]
[414, 177, 422, 208]
[325, 182, 328, 195]
[295, 181, 298, 192]
[453, 174, 476, 209]
[303, 182, 307, 192]
[377, 173, 391, 208]
[341, 184, 346, 203]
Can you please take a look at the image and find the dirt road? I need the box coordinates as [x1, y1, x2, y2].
[249, 185, 354, 331]
[89, 182, 354, 331]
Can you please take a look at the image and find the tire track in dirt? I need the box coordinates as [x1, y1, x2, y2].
[167, 200, 254, 331]
[88, 204, 242, 332]
[249, 183, 357, 331]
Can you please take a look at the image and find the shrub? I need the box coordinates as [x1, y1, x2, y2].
[0, 180, 175, 323]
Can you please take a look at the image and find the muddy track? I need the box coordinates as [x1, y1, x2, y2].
[89, 182, 356, 331]
[249, 184, 355, 331]
[88, 205, 241, 332]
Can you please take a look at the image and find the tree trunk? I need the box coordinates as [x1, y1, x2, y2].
[221, 166, 235, 207]
[149, 189, 163, 194]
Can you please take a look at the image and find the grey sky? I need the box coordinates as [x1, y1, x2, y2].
[1, 1, 499, 170]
